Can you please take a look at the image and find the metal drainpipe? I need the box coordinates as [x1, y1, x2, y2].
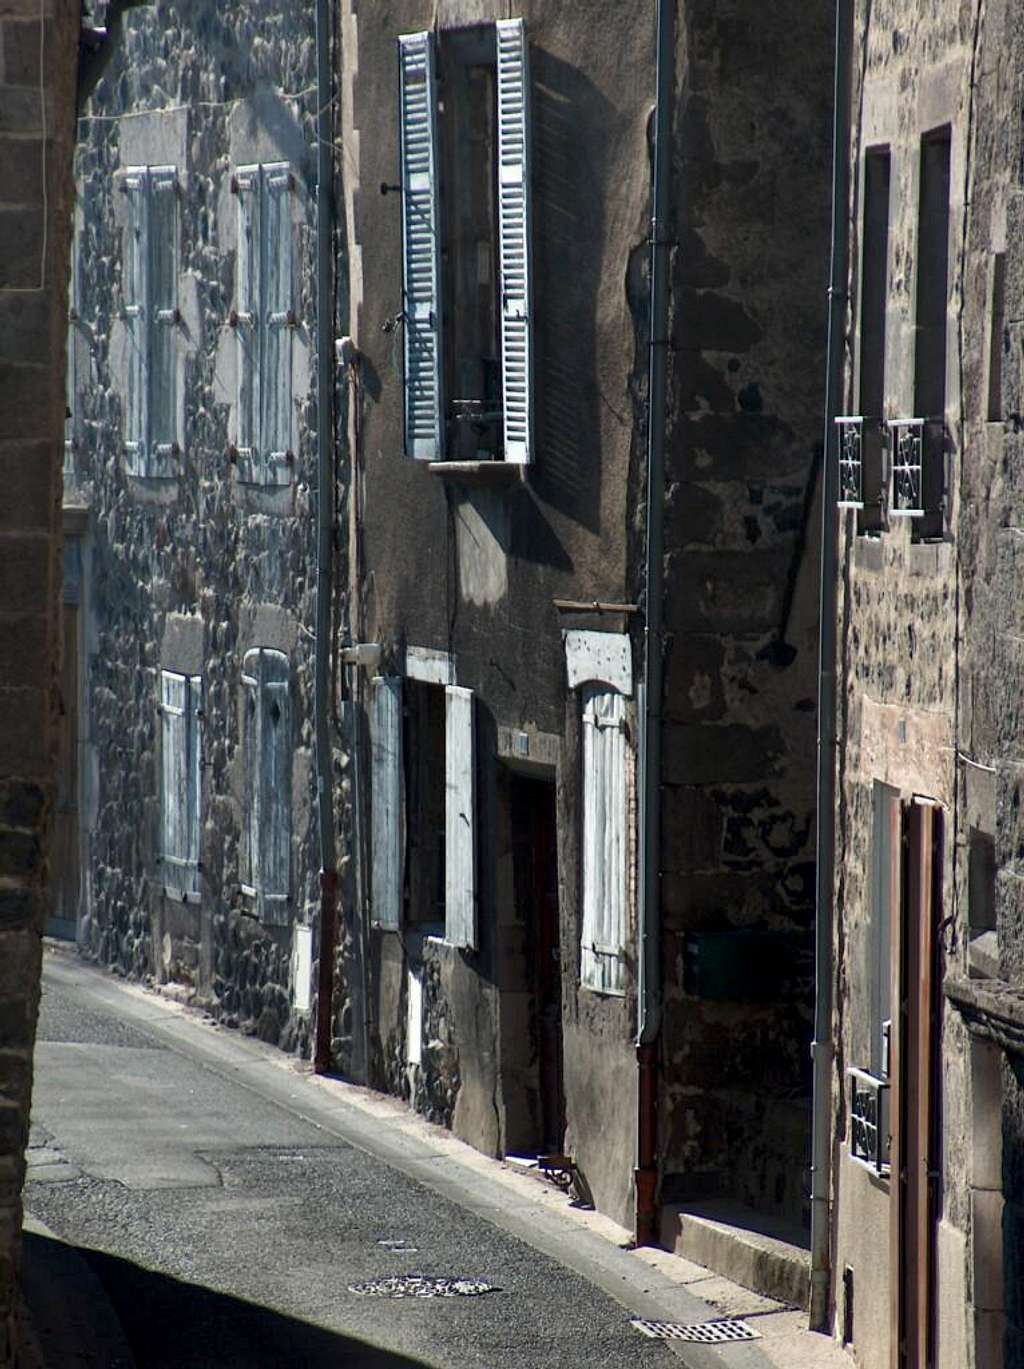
[313, 0, 338, 1077]
[635, 0, 675, 1250]
[809, 0, 852, 1332]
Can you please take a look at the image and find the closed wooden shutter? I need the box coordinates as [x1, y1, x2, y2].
[496, 19, 533, 464]
[445, 685, 476, 949]
[580, 686, 627, 994]
[159, 669, 200, 898]
[371, 676, 403, 930]
[186, 675, 203, 896]
[123, 170, 149, 474]
[263, 164, 294, 485]
[241, 663, 259, 891]
[398, 31, 444, 461]
[234, 166, 261, 476]
[148, 167, 178, 474]
[260, 654, 291, 923]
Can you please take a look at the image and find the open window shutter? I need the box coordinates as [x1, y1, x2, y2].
[148, 168, 178, 474]
[445, 685, 476, 949]
[263, 165, 294, 485]
[241, 667, 259, 890]
[580, 686, 626, 994]
[235, 166, 261, 477]
[160, 670, 187, 885]
[186, 675, 203, 896]
[398, 32, 444, 461]
[261, 664, 291, 923]
[123, 170, 149, 474]
[496, 18, 533, 464]
[371, 676, 403, 930]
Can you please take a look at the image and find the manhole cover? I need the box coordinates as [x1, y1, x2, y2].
[630, 1318, 762, 1344]
[349, 1276, 499, 1299]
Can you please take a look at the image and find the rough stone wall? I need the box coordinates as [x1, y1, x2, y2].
[831, 1, 1007, 1365]
[71, 0, 338, 1056]
[656, 0, 832, 1228]
[0, 2, 79, 1362]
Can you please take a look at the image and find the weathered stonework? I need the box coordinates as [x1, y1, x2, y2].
[0, 2, 80, 1361]
[67, 0, 344, 1060]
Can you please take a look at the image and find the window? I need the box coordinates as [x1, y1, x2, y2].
[370, 673, 477, 947]
[122, 165, 179, 476]
[987, 252, 1006, 423]
[159, 670, 201, 899]
[398, 19, 532, 464]
[241, 649, 291, 922]
[231, 163, 296, 485]
[853, 148, 891, 530]
[580, 686, 628, 995]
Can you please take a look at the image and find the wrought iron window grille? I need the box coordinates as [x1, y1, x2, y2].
[835, 416, 864, 509]
[887, 417, 925, 517]
[848, 1066, 890, 1175]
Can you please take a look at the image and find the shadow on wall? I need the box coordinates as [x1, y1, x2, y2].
[21, 1230, 432, 1369]
[529, 47, 612, 536]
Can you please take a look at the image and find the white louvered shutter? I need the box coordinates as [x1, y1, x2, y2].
[263, 164, 294, 485]
[399, 32, 444, 461]
[160, 670, 187, 884]
[496, 19, 533, 464]
[235, 166, 261, 477]
[123, 169, 149, 474]
[261, 656, 291, 923]
[186, 675, 202, 896]
[148, 167, 178, 474]
[445, 686, 476, 949]
[580, 686, 627, 994]
[371, 676, 403, 930]
[241, 665, 259, 890]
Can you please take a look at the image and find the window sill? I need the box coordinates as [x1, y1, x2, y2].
[427, 460, 524, 489]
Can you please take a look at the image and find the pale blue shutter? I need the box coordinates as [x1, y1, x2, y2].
[580, 686, 627, 994]
[123, 170, 148, 474]
[496, 19, 533, 464]
[399, 32, 444, 461]
[371, 676, 403, 930]
[260, 652, 291, 924]
[148, 167, 178, 474]
[445, 686, 476, 948]
[234, 167, 261, 480]
[160, 670, 187, 886]
[186, 675, 202, 897]
[262, 165, 294, 485]
[241, 661, 259, 891]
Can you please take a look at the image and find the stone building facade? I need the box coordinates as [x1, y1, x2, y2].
[66, 0, 336, 1055]
[0, 2, 79, 1363]
[333, 0, 832, 1250]
[827, 1, 1024, 1365]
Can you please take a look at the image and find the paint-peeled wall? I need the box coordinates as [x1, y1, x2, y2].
[71, 0, 347, 1057]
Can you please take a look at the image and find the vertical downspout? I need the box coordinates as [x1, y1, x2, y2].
[313, 0, 338, 1076]
[809, 0, 852, 1332]
[635, 0, 675, 1249]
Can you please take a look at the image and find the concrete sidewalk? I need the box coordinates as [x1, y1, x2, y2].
[24, 944, 852, 1369]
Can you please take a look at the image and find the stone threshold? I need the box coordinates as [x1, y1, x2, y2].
[660, 1200, 811, 1310]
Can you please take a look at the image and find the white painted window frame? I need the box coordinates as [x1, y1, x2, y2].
[241, 648, 292, 923]
[159, 669, 201, 900]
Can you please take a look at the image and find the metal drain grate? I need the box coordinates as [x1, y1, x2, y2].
[630, 1318, 762, 1344]
[349, 1276, 498, 1299]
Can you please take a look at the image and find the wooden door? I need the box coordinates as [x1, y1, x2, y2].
[891, 798, 942, 1368]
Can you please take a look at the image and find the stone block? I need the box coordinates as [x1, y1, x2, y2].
[0, 292, 51, 367]
[0, 932, 37, 995]
[0, 534, 51, 614]
[0, 830, 41, 880]
[664, 548, 788, 635]
[0, 687, 49, 777]
[1, 18, 42, 85]
[0, 83, 40, 132]
[662, 785, 723, 874]
[0, 781, 45, 831]
[0, 1055, 29, 1108]
[0, 888, 37, 932]
[0, 364, 54, 439]
[0, 1099, 28, 1150]
[0, 207, 43, 288]
[0, 616, 47, 688]
[663, 633, 726, 722]
[662, 722, 785, 786]
[0, 445, 55, 532]
[0, 134, 40, 200]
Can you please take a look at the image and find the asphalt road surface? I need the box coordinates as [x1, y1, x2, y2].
[25, 950, 720, 1369]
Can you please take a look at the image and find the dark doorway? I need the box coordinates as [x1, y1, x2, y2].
[497, 768, 565, 1156]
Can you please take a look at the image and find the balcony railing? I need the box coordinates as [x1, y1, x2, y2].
[848, 1067, 890, 1176]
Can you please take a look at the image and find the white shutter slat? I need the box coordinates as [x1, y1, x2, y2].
[148, 168, 178, 474]
[261, 673, 291, 923]
[235, 166, 261, 477]
[241, 669, 259, 890]
[371, 676, 403, 930]
[186, 675, 203, 896]
[263, 165, 293, 485]
[496, 18, 533, 465]
[445, 685, 476, 949]
[160, 670, 187, 884]
[399, 32, 444, 461]
[580, 687, 626, 994]
[124, 170, 149, 474]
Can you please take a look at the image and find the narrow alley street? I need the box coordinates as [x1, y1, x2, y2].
[22, 946, 815, 1369]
